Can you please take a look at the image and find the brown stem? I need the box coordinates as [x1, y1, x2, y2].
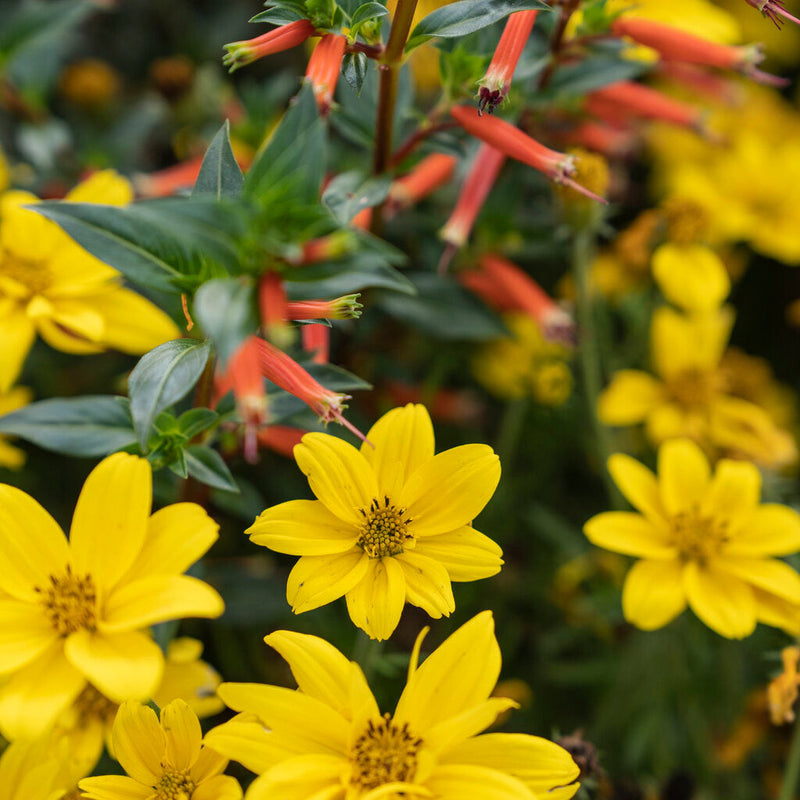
[345, 41, 384, 58]
[537, 0, 581, 90]
[389, 120, 458, 168]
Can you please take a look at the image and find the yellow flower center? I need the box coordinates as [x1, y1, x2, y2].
[350, 713, 422, 793]
[670, 509, 730, 563]
[1, 254, 51, 295]
[74, 684, 117, 728]
[358, 497, 413, 558]
[155, 769, 196, 800]
[35, 565, 97, 636]
[666, 368, 719, 410]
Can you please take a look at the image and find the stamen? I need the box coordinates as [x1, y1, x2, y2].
[35, 565, 97, 636]
[351, 713, 422, 791]
[357, 498, 414, 558]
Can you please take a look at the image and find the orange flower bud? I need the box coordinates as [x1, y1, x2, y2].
[258, 271, 293, 347]
[223, 20, 316, 73]
[305, 33, 347, 115]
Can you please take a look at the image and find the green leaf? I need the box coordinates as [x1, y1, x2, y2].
[406, 0, 550, 50]
[178, 408, 220, 439]
[375, 272, 507, 339]
[33, 198, 243, 294]
[342, 52, 368, 96]
[286, 255, 415, 296]
[0, 396, 136, 457]
[322, 171, 391, 224]
[129, 339, 213, 450]
[249, 0, 307, 24]
[193, 121, 244, 199]
[350, 1, 389, 29]
[193, 278, 258, 366]
[168, 450, 189, 479]
[546, 54, 648, 97]
[185, 445, 238, 491]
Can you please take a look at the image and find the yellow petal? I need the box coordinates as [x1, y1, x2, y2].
[69, 453, 152, 592]
[64, 629, 164, 702]
[651, 243, 729, 312]
[112, 701, 166, 785]
[204, 719, 298, 774]
[294, 433, 378, 525]
[701, 458, 761, 532]
[78, 776, 152, 800]
[713, 557, 800, 603]
[264, 630, 379, 721]
[651, 306, 732, 378]
[46, 238, 117, 291]
[66, 170, 133, 205]
[0, 484, 69, 601]
[191, 745, 229, 781]
[622, 559, 686, 630]
[0, 643, 85, 740]
[584, 512, 676, 558]
[101, 574, 223, 632]
[683, 562, 756, 639]
[260, 753, 346, 795]
[607, 453, 666, 523]
[645, 401, 695, 445]
[0, 598, 57, 672]
[287, 550, 370, 614]
[396, 551, 455, 618]
[191, 775, 243, 800]
[597, 371, 664, 425]
[35, 313, 105, 354]
[216, 683, 350, 754]
[440, 732, 580, 795]
[248, 500, 358, 555]
[0, 193, 60, 261]
[753, 589, 800, 636]
[127, 502, 219, 577]
[726, 504, 800, 557]
[425, 698, 518, 754]
[345, 557, 406, 640]
[161, 699, 202, 771]
[394, 611, 499, 735]
[413, 526, 503, 582]
[400, 445, 500, 536]
[245, 773, 344, 800]
[0, 306, 35, 392]
[658, 439, 710, 517]
[361, 404, 435, 495]
[426, 764, 536, 800]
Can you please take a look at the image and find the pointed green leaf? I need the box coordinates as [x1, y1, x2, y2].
[129, 339, 213, 450]
[322, 171, 391, 224]
[342, 51, 368, 96]
[193, 278, 258, 367]
[178, 407, 220, 439]
[185, 445, 239, 492]
[193, 120, 244, 199]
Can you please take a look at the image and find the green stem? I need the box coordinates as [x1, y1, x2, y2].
[496, 396, 528, 472]
[780, 712, 800, 800]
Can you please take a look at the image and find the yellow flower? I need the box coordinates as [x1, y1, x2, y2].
[0, 452, 224, 740]
[651, 242, 730, 313]
[768, 646, 800, 725]
[247, 403, 503, 640]
[204, 611, 580, 800]
[598, 306, 797, 468]
[0, 733, 75, 800]
[0, 385, 33, 469]
[0, 170, 180, 391]
[79, 699, 242, 800]
[584, 438, 800, 638]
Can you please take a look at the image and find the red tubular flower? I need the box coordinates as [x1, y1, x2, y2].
[305, 33, 347, 115]
[257, 425, 307, 457]
[223, 19, 316, 72]
[439, 143, 505, 269]
[286, 294, 363, 320]
[301, 323, 330, 364]
[744, 0, 800, 28]
[611, 17, 787, 86]
[451, 105, 607, 203]
[256, 337, 367, 441]
[460, 254, 576, 345]
[258, 271, 292, 346]
[350, 207, 373, 229]
[479, 10, 539, 113]
[387, 153, 458, 211]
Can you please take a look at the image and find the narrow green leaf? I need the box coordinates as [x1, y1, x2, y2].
[168, 451, 189, 479]
[0, 396, 136, 457]
[193, 278, 257, 367]
[178, 407, 220, 439]
[129, 339, 213, 450]
[185, 445, 238, 492]
[193, 120, 244, 199]
[342, 52, 368, 96]
[406, 0, 550, 50]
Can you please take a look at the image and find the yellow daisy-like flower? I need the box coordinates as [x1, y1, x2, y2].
[79, 699, 242, 800]
[0, 452, 224, 740]
[584, 438, 800, 638]
[598, 305, 797, 468]
[204, 611, 580, 800]
[247, 403, 503, 640]
[0, 169, 180, 391]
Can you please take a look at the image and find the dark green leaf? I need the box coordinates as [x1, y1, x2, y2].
[285, 257, 415, 296]
[342, 52, 368, 96]
[0, 396, 135, 457]
[406, 0, 550, 50]
[350, 1, 389, 28]
[168, 450, 189, 479]
[185, 445, 238, 491]
[178, 408, 220, 439]
[193, 121, 244, 199]
[547, 54, 648, 97]
[322, 171, 391, 224]
[129, 339, 213, 449]
[249, 1, 306, 24]
[193, 278, 258, 366]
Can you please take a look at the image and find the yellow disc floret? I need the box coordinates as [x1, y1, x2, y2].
[350, 713, 422, 792]
[358, 497, 414, 558]
[36, 565, 97, 636]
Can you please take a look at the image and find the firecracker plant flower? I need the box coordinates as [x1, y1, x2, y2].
[246, 403, 503, 640]
[584, 438, 800, 638]
[0, 452, 224, 739]
[204, 611, 580, 800]
[79, 699, 242, 800]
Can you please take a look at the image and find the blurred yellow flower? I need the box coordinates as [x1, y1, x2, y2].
[0, 170, 180, 391]
[584, 438, 800, 638]
[768, 646, 800, 725]
[79, 699, 242, 800]
[0, 385, 32, 469]
[247, 403, 503, 640]
[0, 453, 223, 740]
[0, 732, 76, 800]
[205, 612, 580, 800]
[651, 242, 730, 312]
[473, 314, 573, 405]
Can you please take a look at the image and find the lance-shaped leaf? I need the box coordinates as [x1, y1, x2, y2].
[322, 171, 391, 224]
[193, 278, 258, 367]
[0, 396, 136, 457]
[193, 120, 244, 199]
[129, 339, 213, 449]
[185, 445, 238, 492]
[406, 0, 551, 50]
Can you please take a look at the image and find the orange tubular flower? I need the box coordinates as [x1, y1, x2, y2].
[460, 253, 576, 345]
[257, 425, 307, 457]
[286, 294, 363, 320]
[744, 0, 800, 28]
[387, 153, 458, 211]
[611, 17, 786, 86]
[223, 19, 316, 72]
[451, 105, 607, 203]
[133, 156, 205, 198]
[561, 121, 637, 158]
[258, 270, 292, 346]
[301, 322, 330, 363]
[305, 33, 347, 115]
[479, 10, 538, 113]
